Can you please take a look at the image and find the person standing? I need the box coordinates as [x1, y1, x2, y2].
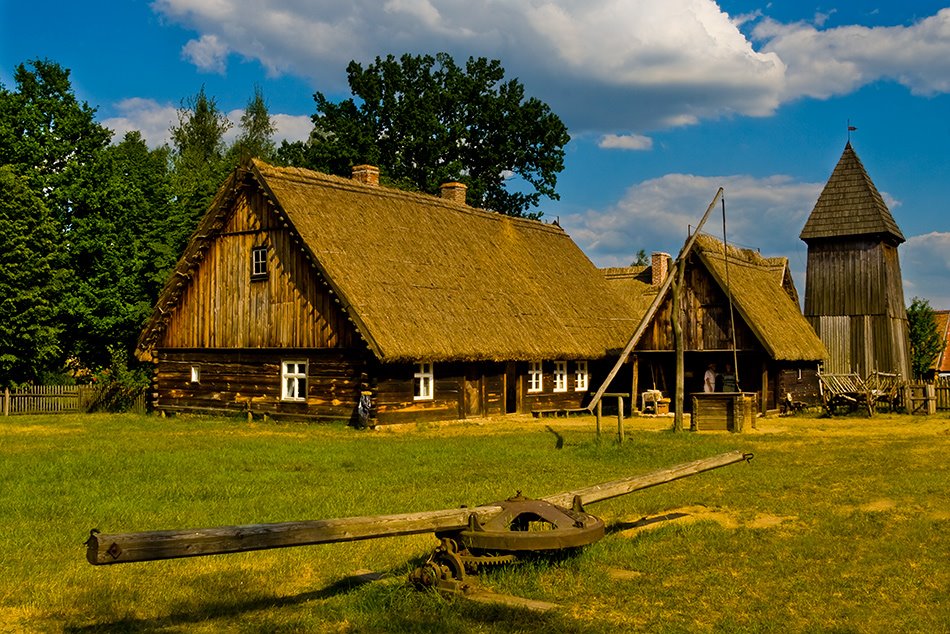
[704, 363, 717, 393]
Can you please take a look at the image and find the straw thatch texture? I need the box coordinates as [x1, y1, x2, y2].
[800, 142, 904, 243]
[602, 266, 658, 317]
[246, 161, 637, 363]
[693, 234, 826, 361]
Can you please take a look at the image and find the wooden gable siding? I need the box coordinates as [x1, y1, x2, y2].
[158, 188, 356, 350]
[636, 256, 758, 352]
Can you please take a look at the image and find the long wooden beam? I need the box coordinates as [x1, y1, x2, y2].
[87, 504, 505, 565]
[86, 449, 751, 566]
[542, 449, 752, 508]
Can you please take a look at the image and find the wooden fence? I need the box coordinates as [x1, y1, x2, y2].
[904, 378, 950, 414]
[2, 385, 146, 416]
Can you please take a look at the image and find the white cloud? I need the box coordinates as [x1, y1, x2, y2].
[901, 232, 950, 309]
[101, 99, 311, 149]
[564, 173, 821, 266]
[753, 8, 950, 100]
[182, 34, 230, 74]
[151, 0, 785, 133]
[599, 134, 653, 151]
[101, 98, 179, 147]
[562, 172, 945, 311]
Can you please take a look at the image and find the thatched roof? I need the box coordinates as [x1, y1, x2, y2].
[800, 142, 904, 244]
[602, 266, 657, 317]
[140, 160, 639, 363]
[692, 234, 826, 361]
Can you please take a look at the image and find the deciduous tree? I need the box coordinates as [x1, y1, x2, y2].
[280, 53, 570, 218]
[907, 297, 943, 379]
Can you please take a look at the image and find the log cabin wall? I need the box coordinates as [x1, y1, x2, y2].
[158, 187, 355, 350]
[804, 239, 911, 376]
[372, 361, 507, 424]
[777, 365, 821, 405]
[519, 360, 597, 413]
[154, 348, 366, 422]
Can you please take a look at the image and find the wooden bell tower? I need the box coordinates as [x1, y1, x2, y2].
[800, 142, 911, 378]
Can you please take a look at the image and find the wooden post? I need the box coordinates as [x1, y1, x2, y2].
[3, 387, 8, 416]
[631, 355, 639, 412]
[926, 384, 937, 415]
[595, 400, 602, 441]
[760, 362, 769, 415]
[616, 395, 624, 444]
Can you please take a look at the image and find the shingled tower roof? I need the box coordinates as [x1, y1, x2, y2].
[800, 142, 905, 244]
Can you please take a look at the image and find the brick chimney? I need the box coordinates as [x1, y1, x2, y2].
[651, 252, 671, 287]
[439, 182, 467, 205]
[351, 164, 379, 186]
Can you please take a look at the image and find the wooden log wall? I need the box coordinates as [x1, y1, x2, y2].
[159, 188, 355, 351]
[520, 360, 599, 413]
[372, 361, 507, 424]
[155, 348, 366, 422]
[776, 365, 822, 405]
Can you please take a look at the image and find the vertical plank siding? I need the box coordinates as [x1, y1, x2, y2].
[637, 257, 757, 353]
[159, 190, 354, 351]
[804, 239, 910, 376]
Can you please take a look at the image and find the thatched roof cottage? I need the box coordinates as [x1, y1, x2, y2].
[137, 160, 638, 423]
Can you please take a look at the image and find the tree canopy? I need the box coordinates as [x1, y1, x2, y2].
[278, 52, 570, 218]
[907, 297, 944, 379]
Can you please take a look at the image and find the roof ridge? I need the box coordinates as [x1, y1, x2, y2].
[253, 159, 566, 236]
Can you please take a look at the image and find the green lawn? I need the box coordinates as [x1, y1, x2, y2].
[1, 412, 948, 632]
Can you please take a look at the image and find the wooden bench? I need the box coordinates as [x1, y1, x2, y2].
[531, 408, 589, 418]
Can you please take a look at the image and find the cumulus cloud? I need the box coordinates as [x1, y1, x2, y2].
[182, 34, 230, 74]
[599, 134, 653, 151]
[753, 8, 950, 100]
[563, 173, 821, 266]
[151, 0, 785, 133]
[150, 2, 950, 135]
[101, 98, 180, 147]
[901, 232, 950, 309]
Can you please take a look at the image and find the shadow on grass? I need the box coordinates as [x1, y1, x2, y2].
[64, 569, 395, 633]
[606, 511, 689, 534]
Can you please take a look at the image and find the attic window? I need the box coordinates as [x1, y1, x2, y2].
[251, 246, 268, 280]
[414, 363, 434, 400]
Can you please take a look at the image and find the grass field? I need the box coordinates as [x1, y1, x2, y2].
[0, 411, 948, 633]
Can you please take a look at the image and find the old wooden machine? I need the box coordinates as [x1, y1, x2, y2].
[87, 450, 752, 593]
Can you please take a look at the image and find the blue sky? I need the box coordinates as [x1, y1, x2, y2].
[3, 0, 949, 307]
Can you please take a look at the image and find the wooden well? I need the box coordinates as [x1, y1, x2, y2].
[690, 393, 757, 432]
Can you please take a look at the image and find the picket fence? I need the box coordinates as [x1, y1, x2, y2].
[1, 385, 145, 416]
[904, 377, 950, 413]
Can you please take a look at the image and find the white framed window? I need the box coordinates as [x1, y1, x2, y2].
[575, 361, 589, 392]
[281, 360, 308, 401]
[414, 362, 434, 400]
[553, 361, 568, 392]
[528, 361, 543, 393]
[251, 245, 268, 279]
[190, 366, 200, 384]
